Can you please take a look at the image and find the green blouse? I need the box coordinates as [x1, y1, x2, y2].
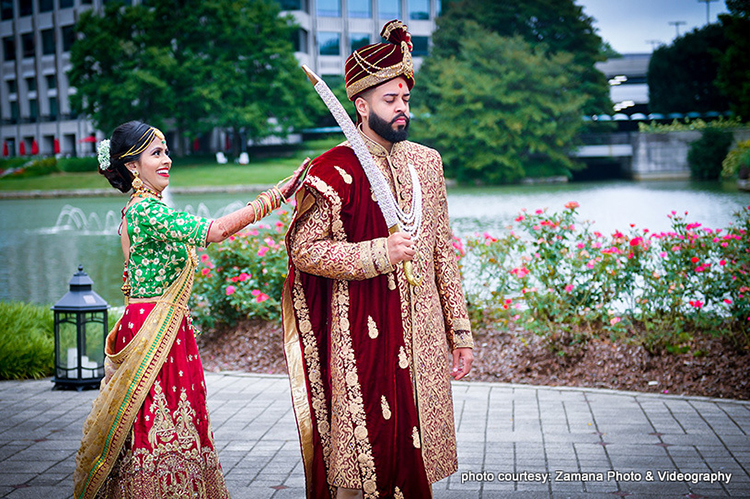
[125, 197, 211, 298]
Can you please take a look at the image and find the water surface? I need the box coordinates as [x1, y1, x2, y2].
[1, 180, 747, 306]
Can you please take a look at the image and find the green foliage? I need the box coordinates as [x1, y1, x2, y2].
[647, 24, 729, 114]
[722, 139, 750, 179]
[0, 158, 28, 171]
[68, 0, 317, 154]
[460, 204, 750, 353]
[717, 7, 750, 121]
[191, 211, 290, 330]
[58, 157, 99, 173]
[434, 0, 610, 114]
[688, 129, 734, 180]
[415, 29, 585, 184]
[0, 302, 54, 380]
[638, 116, 746, 133]
[0, 158, 59, 179]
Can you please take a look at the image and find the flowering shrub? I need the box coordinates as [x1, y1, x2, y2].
[190, 210, 290, 330]
[462, 203, 750, 352]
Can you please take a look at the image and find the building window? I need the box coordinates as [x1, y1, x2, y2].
[62, 25, 75, 52]
[26, 77, 36, 93]
[79, 0, 91, 5]
[317, 0, 340, 17]
[42, 29, 55, 55]
[10, 102, 19, 124]
[409, 0, 429, 20]
[2, 37, 15, 61]
[350, 33, 370, 52]
[411, 35, 429, 56]
[49, 97, 58, 119]
[348, 0, 370, 18]
[318, 32, 340, 56]
[7, 80, 17, 94]
[60, 0, 75, 7]
[1, 0, 13, 21]
[19, 0, 32, 17]
[292, 28, 308, 53]
[29, 99, 38, 121]
[40, 0, 54, 12]
[379, 0, 400, 19]
[46, 75, 56, 90]
[22, 33, 35, 58]
[278, 0, 304, 10]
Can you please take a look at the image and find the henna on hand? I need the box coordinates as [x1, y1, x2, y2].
[208, 205, 257, 243]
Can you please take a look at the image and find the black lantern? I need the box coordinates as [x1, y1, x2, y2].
[52, 265, 109, 390]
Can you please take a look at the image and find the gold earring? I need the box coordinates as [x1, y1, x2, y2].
[131, 171, 143, 190]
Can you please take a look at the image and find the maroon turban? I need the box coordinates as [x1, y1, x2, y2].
[344, 20, 415, 101]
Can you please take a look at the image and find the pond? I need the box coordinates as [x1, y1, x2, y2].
[1, 180, 748, 306]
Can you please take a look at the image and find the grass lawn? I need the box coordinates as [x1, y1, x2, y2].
[0, 137, 341, 192]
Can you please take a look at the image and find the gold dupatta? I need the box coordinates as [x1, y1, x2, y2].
[73, 254, 196, 499]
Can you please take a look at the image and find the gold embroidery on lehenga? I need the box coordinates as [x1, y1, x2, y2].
[98, 380, 228, 498]
[367, 316, 379, 339]
[394, 486, 404, 499]
[381, 396, 391, 420]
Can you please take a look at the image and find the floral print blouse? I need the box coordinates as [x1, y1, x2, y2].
[125, 197, 211, 298]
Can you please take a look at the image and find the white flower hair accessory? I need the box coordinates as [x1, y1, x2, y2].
[97, 139, 111, 171]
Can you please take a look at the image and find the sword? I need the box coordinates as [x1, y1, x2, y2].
[301, 65, 422, 286]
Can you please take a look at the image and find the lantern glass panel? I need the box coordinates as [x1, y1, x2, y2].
[55, 312, 78, 379]
[82, 312, 105, 378]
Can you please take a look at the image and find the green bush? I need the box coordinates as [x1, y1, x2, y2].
[0, 301, 54, 380]
[688, 128, 734, 180]
[461, 203, 750, 353]
[190, 211, 290, 330]
[0, 158, 28, 172]
[58, 156, 99, 173]
[1, 157, 60, 179]
[722, 139, 750, 179]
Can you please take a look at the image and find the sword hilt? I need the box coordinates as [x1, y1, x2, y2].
[389, 225, 422, 287]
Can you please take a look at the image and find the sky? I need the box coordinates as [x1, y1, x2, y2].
[576, 0, 730, 54]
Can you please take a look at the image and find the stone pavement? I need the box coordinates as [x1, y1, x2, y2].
[0, 372, 748, 499]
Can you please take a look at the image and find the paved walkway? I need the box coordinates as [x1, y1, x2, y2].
[0, 373, 748, 498]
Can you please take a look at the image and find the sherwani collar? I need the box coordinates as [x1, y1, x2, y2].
[358, 126, 406, 160]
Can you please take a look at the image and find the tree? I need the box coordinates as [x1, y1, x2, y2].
[432, 0, 611, 115]
[69, 0, 316, 155]
[647, 24, 729, 114]
[414, 28, 586, 184]
[716, 1, 750, 120]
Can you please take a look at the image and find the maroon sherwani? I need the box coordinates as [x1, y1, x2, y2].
[282, 131, 473, 499]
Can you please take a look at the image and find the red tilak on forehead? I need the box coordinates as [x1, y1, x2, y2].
[399, 83, 403, 88]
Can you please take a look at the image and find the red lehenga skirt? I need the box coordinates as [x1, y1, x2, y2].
[95, 302, 229, 498]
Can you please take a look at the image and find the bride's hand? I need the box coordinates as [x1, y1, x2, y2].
[279, 157, 312, 201]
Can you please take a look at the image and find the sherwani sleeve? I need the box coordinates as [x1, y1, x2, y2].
[289, 187, 394, 281]
[432, 155, 474, 350]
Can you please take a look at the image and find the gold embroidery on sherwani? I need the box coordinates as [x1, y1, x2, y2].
[367, 316, 379, 339]
[357, 136, 472, 483]
[330, 280, 378, 497]
[412, 426, 421, 449]
[394, 487, 404, 499]
[334, 165, 353, 184]
[288, 135, 475, 490]
[380, 396, 391, 420]
[398, 346, 409, 369]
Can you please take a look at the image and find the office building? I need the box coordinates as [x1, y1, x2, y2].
[1, 0, 441, 157]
